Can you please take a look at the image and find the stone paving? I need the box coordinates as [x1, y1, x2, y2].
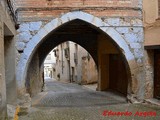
[18, 80, 160, 120]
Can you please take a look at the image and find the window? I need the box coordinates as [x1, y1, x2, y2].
[64, 48, 69, 58]
[74, 53, 78, 64]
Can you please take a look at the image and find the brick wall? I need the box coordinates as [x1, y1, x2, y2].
[15, 0, 138, 8]
[14, 0, 142, 22]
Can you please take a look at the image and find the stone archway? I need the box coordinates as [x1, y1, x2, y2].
[16, 11, 139, 100]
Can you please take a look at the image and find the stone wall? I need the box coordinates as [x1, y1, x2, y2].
[16, 21, 43, 64]
[16, 18, 143, 65]
[16, 16, 143, 62]
[143, 0, 158, 26]
[81, 54, 98, 84]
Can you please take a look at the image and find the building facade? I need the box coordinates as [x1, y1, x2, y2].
[143, 0, 160, 100]
[53, 41, 98, 84]
[44, 50, 56, 78]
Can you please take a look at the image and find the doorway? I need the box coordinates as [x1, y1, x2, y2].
[154, 49, 160, 99]
[109, 54, 128, 95]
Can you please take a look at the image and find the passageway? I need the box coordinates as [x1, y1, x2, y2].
[25, 19, 130, 97]
[32, 79, 126, 107]
[18, 79, 160, 120]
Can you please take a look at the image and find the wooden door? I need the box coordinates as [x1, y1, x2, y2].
[154, 50, 160, 99]
[109, 54, 118, 90]
[109, 54, 128, 95]
[100, 54, 109, 90]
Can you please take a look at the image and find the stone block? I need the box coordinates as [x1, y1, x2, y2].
[92, 17, 106, 27]
[124, 33, 139, 43]
[131, 19, 142, 26]
[130, 27, 143, 33]
[60, 14, 70, 24]
[17, 23, 29, 32]
[137, 32, 144, 42]
[16, 42, 26, 51]
[24, 43, 37, 57]
[119, 18, 131, 26]
[37, 28, 49, 40]
[134, 49, 144, 59]
[65, 12, 76, 21]
[29, 21, 42, 32]
[44, 22, 54, 33]
[75, 11, 94, 24]
[50, 18, 62, 29]
[99, 26, 109, 33]
[7, 104, 16, 120]
[106, 18, 120, 26]
[29, 36, 39, 46]
[16, 31, 32, 43]
[130, 43, 141, 49]
[116, 27, 129, 34]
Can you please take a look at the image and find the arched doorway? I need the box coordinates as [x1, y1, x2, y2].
[16, 11, 137, 99]
[43, 41, 98, 85]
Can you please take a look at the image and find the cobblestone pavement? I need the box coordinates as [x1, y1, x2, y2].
[18, 80, 160, 120]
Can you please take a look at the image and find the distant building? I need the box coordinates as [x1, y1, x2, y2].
[50, 41, 98, 84]
[44, 51, 56, 79]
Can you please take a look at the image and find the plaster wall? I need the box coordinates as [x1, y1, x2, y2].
[143, 0, 158, 25]
[4, 36, 17, 104]
[54, 43, 70, 82]
[75, 44, 98, 84]
[0, 1, 16, 119]
[0, 20, 7, 120]
[81, 55, 98, 84]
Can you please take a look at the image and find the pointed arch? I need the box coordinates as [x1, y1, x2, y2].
[16, 11, 137, 95]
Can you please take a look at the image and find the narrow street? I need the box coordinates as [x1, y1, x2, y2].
[1, 0, 160, 119]
[17, 79, 160, 120]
